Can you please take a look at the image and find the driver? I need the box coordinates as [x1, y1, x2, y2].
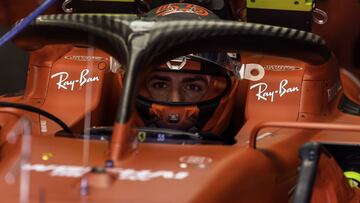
[135, 3, 239, 140]
[136, 53, 239, 137]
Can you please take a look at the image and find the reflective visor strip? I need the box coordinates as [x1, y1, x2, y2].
[344, 171, 360, 188]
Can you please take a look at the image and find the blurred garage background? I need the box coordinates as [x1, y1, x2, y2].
[0, 26, 28, 95]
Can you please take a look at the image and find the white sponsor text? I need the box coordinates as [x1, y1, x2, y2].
[51, 69, 100, 91]
[250, 79, 300, 102]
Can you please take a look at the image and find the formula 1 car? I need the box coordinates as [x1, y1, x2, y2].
[0, 1, 359, 203]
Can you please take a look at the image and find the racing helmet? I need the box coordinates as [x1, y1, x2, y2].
[142, 2, 219, 20]
[137, 0, 232, 19]
[136, 3, 239, 136]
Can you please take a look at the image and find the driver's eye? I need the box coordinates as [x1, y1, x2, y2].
[184, 83, 202, 92]
[151, 81, 169, 89]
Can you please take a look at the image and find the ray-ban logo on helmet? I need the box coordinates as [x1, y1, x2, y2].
[166, 56, 187, 70]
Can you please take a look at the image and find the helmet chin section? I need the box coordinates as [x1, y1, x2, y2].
[150, 104, 199, 131]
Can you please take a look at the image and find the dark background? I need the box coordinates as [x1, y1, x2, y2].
[0, 26, 28, 95]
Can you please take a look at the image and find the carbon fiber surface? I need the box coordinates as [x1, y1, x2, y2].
[16, 13, 330, 66]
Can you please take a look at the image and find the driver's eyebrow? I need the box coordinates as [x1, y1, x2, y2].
[148, 75, 171, 82]
[182, 76, 208, 84]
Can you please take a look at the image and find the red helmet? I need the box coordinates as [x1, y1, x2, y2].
[136, 53, 238, 136]
[137, 1, 231, 19]
[142, 3, 220, 20]
[135, 3, 239, 137]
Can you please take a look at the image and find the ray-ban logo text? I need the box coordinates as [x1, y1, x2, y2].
[51, 69, 100, 91]
[250, 79, 300, 102]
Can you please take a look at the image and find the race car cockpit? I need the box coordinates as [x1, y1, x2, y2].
[2, 1, 360, 202]
[0, 2, 334, 147]
[0, 3, 246, 145]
